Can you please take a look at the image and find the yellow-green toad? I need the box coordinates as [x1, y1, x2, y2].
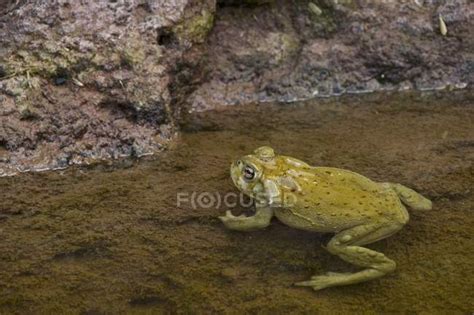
[219, 146, 432, 291]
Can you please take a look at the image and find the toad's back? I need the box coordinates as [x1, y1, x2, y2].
[274, 166, 409, 232]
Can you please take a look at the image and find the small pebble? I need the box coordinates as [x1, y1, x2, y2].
[439, 15, 447, 36]
[308, 2, 322, 16]
[221, 267, 239, 280]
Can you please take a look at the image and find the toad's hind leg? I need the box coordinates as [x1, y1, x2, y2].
[385, 183, 432, 211]
[295, 222, 404, 291]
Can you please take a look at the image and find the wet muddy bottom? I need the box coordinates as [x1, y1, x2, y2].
[0, 92, 473, 313]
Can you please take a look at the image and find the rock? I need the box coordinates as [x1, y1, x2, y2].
[0, 0, 472, 172]
[190, 0, 473, 110]
[220, 267, 240, 281]
[0, 0, 216, 173]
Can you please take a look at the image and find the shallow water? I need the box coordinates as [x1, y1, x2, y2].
[0, 91, 473, 313]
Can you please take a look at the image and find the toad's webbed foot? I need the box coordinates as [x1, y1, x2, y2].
[295, 272, 355, 290]
[219, 207, 273, 231]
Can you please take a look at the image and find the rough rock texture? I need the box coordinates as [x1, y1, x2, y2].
[1, 0, 473, 173]
[190, 0, 473, 110]
[0, 0, 215, 175]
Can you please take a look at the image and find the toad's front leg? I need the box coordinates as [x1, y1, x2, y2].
[219, 205, 273, 231]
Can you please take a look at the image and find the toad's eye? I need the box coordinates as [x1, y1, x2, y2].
[243, 166, 256, 181]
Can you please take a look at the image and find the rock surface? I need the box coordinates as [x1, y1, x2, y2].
[190, 0, 473, 110]
[0, 0, 473, 173]
[0, 0, 215, 175]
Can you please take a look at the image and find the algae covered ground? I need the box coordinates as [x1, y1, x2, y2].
[0, 92, 473, 313]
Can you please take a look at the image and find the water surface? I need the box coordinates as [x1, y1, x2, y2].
[1, 92, 473, 313]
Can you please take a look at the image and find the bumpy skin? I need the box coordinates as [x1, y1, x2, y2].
[219, 146, 432, 291]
